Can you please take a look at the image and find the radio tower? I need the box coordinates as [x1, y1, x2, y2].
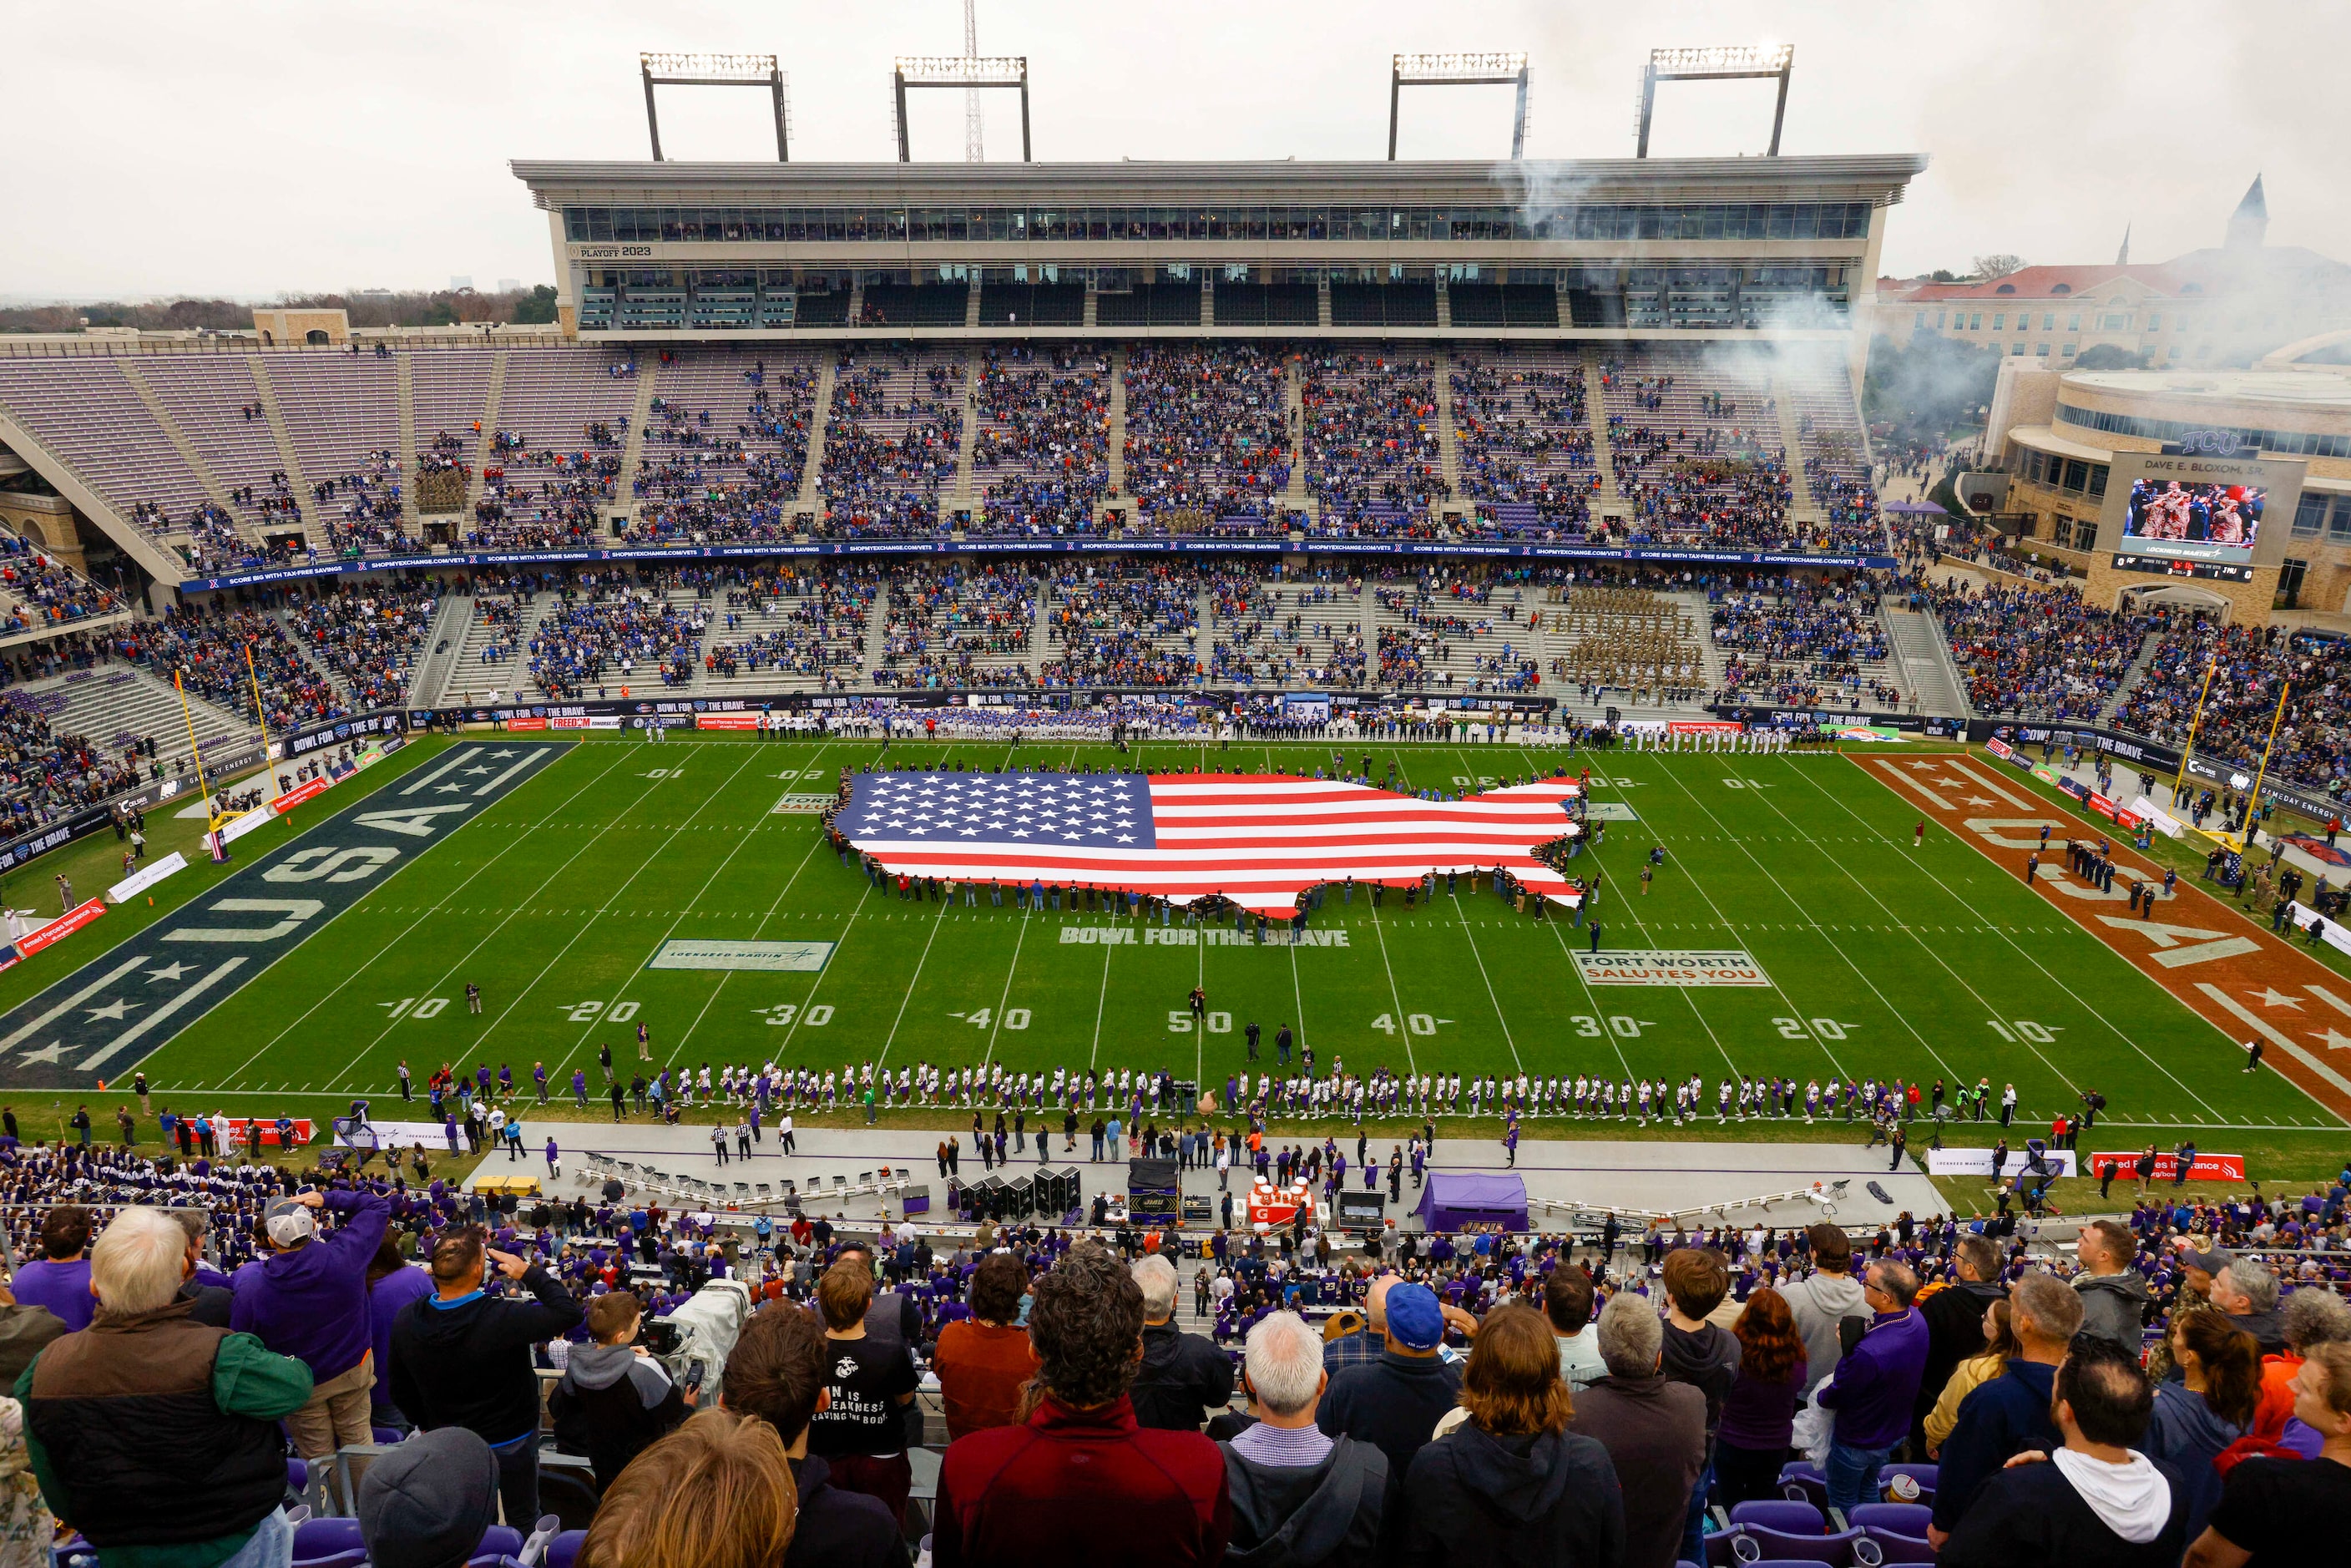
[963, 0, 984, 160]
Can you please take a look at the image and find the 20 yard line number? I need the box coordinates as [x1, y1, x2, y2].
[561, 999, 641, 1024]
[1773, 1017, 1860, 1041]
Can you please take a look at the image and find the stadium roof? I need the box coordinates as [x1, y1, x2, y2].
[510, 154, 1928, 210]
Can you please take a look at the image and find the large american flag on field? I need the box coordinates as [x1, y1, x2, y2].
[834, 771, 1583, 917]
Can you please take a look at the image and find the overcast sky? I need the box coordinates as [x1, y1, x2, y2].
[12, 0, 2346, 299]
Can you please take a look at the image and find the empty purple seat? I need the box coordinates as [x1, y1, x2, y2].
[1848, 1505, 1931, 1536]
[1778, 1461, 1828, 1506]
[1734, 1525, 1866, 1567]
[1732, 1500, 1826, 1535]
[545, 1530, 589, 1568]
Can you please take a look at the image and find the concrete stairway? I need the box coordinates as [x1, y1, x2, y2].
[1282, 356, 1311, 519]
[463, 352, 508, 516]
[1886, 600, 1969, 719]
[407, 594, 472, 707]
[796, 358, 836, 520]
[243, 357, 313, 505]
[395, 354, 419, 526]
[1433, 345, 1463, 522]
[613, 361, 662, 525]
[118, 363, 241, 523]
[1577, 348, 1623, 513]
[950, 345, 983, 522]
[2097, 629, 2166, 724]
[857, 583, 893, 685]
[1770, 368, 1822, 526]
[1102, 346, 1128, 526]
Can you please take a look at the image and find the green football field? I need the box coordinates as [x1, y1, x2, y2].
[2, 731, 2343, 1163]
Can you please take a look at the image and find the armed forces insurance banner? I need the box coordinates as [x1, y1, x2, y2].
[0, 742, 566, 1090]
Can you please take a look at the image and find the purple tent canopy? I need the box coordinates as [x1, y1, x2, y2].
[1883, 499, 1949, 515]
[1414, 1171, 1529, 1232]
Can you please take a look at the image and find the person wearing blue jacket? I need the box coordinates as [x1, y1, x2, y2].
[1816, 1258, 1929, 1515]
[230, 1186, 390, 1465]
[1928, 1270, 2083, 1545]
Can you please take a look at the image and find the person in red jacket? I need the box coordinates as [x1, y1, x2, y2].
[935, 1242, 1229, 1568]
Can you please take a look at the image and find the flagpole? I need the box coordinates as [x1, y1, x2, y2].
[2238, 679, 2291, 849]
[174, 672, 217, 828]
[2171, 640, 2222, 804]
[243, 645, 276, 792]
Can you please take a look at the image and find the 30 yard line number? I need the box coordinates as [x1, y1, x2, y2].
[755, 1003, 833, 1027]
[1570, 1014, 1653, 1039]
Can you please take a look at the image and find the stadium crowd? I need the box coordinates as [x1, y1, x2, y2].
[0, 1096, 2341, 1568]
[1122, 345, 1292, 531]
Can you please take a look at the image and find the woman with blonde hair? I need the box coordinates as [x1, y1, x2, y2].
[1401, 1303, 1625, 1568]
[1924, 1297, 2018, 1457]
[581, 1407, 797, 1568]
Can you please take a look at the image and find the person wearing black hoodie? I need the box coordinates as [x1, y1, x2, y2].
[1941, 1336, 2188, 1568]
[1913, 1235, 2006, 1452]
[1657, 1249, 1740, 1565]
[1401, 1304, 1624, 1568]
[389, 1227, 584, 1527]
[1221, 1312, 1387, 1568]
[548, 1290, 690, 1489]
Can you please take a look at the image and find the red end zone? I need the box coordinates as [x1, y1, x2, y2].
[1859, 751, 2351, 1124]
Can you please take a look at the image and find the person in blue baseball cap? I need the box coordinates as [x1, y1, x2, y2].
[1315, 1281, 1464, 1532]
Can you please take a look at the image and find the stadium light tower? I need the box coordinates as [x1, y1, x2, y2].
[1634, 43, 1794, 158]
[1389, 53, 1530, 160]
[894, 54, 1031, 160]
[962, 0, 984, 162]
[639, 52, 791, 161]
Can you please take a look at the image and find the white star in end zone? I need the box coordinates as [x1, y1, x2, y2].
[145, 962, 195, 983]
[1934, 777, 1972, 792]
[84, 999, 139, 1022]
[1964, 795, 1995, 807]
[2252, 988, 2303, 1009]
[2313, 1028, 2351, 1053]
[17, 1042, 64, 1064]
[1908, 761, 1939, 771]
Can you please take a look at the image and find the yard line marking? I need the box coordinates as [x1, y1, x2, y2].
[467, 745, 770, 1066]
[1519, 748, 1727, 1082]
[566, 745, 791, 1080]
[313, 747, 710, 1091]
[1795, 756, 2224, 1121]
[981, 907, 1034, 1071]
[2308, 984, 2351, 1021]
[219, 742, 635, 1091]
[1601, 752, 1856, 1080]
[2195, 984, 2351, 1102]
[878, 893, 954, 1073]
[1447, 889, 1524, 1075]
[1363, 897, 1418, 1078]
[80, 959, 247, 1074]
[1086, 930, 1115, 1069]
[0, 958, 146, 1058]
[772, 881, 872, 1062]
[673, 743, 848, 1055]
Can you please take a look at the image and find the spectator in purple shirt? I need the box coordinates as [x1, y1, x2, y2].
[10, 1207, 95, 1333]
[367, 1232, 434, 1428]
[230, 1186, 390, 1466]
[1815, 1258, 1929, 1515]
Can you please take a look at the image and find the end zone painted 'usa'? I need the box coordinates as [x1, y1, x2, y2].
[1572, 949, 1771, 986]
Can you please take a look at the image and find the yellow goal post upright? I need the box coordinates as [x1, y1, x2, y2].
[171, 670, 222, 833]
[2167, 642, 2222, 807]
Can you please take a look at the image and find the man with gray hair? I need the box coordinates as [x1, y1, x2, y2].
[1569, 1293, 1706, 1568]
[1929, 1268, 2084, 1545]
[2207, 1257, 2285, 1356]
[1129, 1252, 1235, 1431]
[1221, 1312, 1388, 1568]
[17, 1207, 316, 1568]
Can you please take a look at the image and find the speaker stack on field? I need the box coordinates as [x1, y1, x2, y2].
[1128, 1156, 1181, 1222]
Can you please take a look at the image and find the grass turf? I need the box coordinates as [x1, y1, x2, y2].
[4, 732, 2343, 1181]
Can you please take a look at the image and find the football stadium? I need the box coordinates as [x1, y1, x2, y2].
[1, 17, 2348, 1568]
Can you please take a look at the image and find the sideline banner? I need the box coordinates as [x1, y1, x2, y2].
[2088, 1151, 2246, 1182]
[107, 852, 188, 905]
[1926, 1147, 2080, 1177]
